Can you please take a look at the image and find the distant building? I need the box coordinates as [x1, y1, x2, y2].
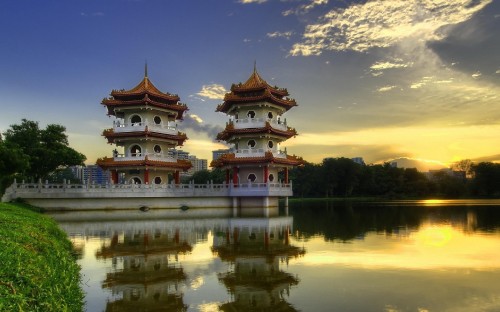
[212, 149, 231, 162]
[72, 165, 111, 184]
[168, 149, 190, 160]
[426, 168, 466, 181]
[184, 155, 208, 176]
[351, 157, 365, 165]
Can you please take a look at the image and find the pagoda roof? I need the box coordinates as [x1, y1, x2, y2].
[102, 96, 188, 119]
[96, 157, 192, 171]
[216, 122, 297, 142]
[111, 75, 179, 101]
[102, 71, 188, 119]
[102, 128, 188, 146]
[211, 152, 304, 168]
[217, 69, 297, 113]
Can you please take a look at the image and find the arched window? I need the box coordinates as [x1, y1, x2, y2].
[130, 115, 142, 126]
[154, 177, 162, 184]
[247, 140, 256, 148]
[268, 140, 274, 148]
[153, 116, 162, 125]
[130, 145, 142, 157]
[154, 145, 162, 153]
[248, 173, 256, 182]
[269, 174, 275, 182]
[247, 110, 256, 119]
[131, 177, 142, 184]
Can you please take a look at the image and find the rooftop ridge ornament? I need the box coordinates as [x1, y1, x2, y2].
[144, 61, 148, 78]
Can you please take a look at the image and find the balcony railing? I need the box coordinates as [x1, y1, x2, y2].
[113, 120, 177, 135]
[233, 148, 287, 158]
[233, 117, 287, 131]
[113, 151, 178, 163]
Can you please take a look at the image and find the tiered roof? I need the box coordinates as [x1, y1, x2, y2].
[102, 74, 188, 119]
[216, 69, 297, 113]
[96, 157, 192, 171]
[216, 122, 297, 141]
[102, 128, 188, 146]
[211, 152, 303, 168]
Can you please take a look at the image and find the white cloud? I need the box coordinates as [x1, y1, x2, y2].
[267, 31, 294, 40]
[495, 69, 500, 74]
[239, 0, 267, 3]
[370, 59, 413, 71]
[472, 71, 482, 79]
[196, 84, 227, 100]
[283, 0, 328, 16]
[377, 85, 397, 92]
[290, 0, 492, 55]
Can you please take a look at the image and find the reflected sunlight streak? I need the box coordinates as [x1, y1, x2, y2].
[294, 225, 500, 270]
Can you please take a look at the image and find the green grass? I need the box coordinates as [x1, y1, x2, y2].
[0, 202, 83, 311]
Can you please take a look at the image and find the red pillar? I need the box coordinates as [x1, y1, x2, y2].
[225, 169, 230, 184]
[144, 168, 149, 184]
[111, 170, 118, 184]
[284, 167, 289, 184]
[264, 166, 269, 183]
[175, 171, 180, 184]
[285, 226, 290, 246]
[264, 230, 269, 249]
[233, 227, 239, 243]
[232, 167, 238, 186]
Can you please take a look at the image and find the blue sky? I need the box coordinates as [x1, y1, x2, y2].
[1, 0, 499, 170]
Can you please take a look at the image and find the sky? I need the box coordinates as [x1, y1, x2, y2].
[1, 0, 499, 171]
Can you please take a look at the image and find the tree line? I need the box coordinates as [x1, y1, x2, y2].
[289, 157, 500, 198]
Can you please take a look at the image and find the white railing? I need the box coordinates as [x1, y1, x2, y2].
[2, 180, 293, 201]
[233, 117, 287, 131]
[233, 148, 287, 159]
[112, 151, 178, 162]
[113, 120, 177, 135]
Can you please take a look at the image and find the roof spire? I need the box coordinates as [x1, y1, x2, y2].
[253, 60, 257, 73]
[144, 61, 148, 78]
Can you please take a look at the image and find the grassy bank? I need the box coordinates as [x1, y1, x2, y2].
[0, 202, 83, 311]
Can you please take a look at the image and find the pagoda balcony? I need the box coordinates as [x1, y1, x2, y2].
[233, 148, 287, 159]
[232, 118, 287, 131]
[113, 151, 178, 163]
[113, 120, 178, 135]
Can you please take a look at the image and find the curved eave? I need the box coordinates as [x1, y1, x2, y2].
[102, 98, 188, 119]
[210, 153, 304, 168]
[110, 77, 180, 102]
[96, 157, 192, 170]
[216, 124, 297, 141]
[216, 94, 297, 113]
[102, 129, 188, 146]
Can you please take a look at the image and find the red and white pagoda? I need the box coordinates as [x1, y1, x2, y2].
[97, 67, 192, 185]
[212, 66, 303, 207]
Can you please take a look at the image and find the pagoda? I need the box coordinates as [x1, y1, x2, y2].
[212, 65, 303, 208]
[97, 66, 192, 185]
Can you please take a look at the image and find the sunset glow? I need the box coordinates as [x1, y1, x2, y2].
[0, 1, 498, 169]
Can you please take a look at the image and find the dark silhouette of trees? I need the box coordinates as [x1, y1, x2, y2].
[290, 157, 500, 198]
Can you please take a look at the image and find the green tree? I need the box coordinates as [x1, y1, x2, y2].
[2, 119, 86, 181]
[0, 136, 29, 195]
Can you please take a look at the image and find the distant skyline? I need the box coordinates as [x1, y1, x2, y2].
[1, 0, 499, 171]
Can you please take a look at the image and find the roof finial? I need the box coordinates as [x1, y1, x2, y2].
[144, 61, 148, 78]
[253, 60, 257, 73]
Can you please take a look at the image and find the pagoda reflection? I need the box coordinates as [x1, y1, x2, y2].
[96, 227, 194, 312]
[212, 216, 305, 311]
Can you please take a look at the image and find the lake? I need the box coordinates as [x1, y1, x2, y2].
[47, 199, 500, 312]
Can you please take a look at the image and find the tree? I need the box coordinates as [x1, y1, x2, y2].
[0, 136, 29, 196]
[2, 119, 86, 181]
[451, 159, 473, 178]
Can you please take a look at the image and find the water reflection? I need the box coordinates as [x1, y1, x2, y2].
[97, 228, 191, 311]
[212, 218, 305, 311]
[47, 201, 500, 312]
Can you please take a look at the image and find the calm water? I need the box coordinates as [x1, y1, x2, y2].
[48, 200, 500, 312]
